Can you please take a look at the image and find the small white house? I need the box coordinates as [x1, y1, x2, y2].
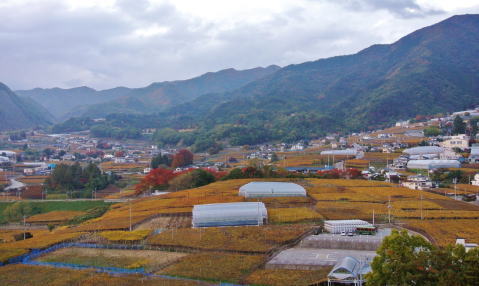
[401, 175, 433, 190]
[456, 238, 478, 252]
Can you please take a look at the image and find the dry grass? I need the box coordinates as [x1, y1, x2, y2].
[26, 211, 86, 224]
[160, 252, 264, 283]
[0, 231, 82, 250]
[38, 247, 187, 272]
[99, 230, 151, 242]
[405, 219, 479, 246]
[148, 225, 311, 253]
[0, 264, 204, 286]
[268, 207, 323, 223]
[245, 268, 332, 286]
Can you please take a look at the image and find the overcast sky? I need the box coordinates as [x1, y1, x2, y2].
[1, 0, 479, 90]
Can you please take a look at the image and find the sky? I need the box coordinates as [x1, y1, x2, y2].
[1, 0, 479, 90]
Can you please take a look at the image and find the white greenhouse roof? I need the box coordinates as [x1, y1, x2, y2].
[320, 149, 357, 156]
[407, 159, 460, 170]
[192, 202, 267, 227]
[239, 182, 306, 198]
[403, 146, 444, 155]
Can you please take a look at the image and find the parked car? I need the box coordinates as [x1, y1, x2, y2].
[340, 231, 346, 236]
[347, 232, 354, 236]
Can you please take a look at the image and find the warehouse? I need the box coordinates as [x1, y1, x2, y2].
[324, 220, 373, 234]
[192, 202, 267, 227]
[239, 182, 307, 198]
[406, 159, 460, 170]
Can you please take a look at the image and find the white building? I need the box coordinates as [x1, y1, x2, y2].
[407, 159, 460, 170]
[324, 220, 373, 234]
[401, 175, 434, 190]
[456, 238, 478, 252]
[440, 134, 470, 150]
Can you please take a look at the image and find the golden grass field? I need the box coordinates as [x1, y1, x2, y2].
[25, 210, 86, 224]
[245, 268, 332, 286]
[17, 176, 48, 185]
[38, 247, 187, 272]
[0, 264, 205, 286]
[160, 252, 264, 283]
[268, 207, 323, 223]
[148, 225, 311, 253]
[99, 230, 151, 242]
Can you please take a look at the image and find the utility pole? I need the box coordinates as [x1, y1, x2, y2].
[23, 215, 26, 240]
[388, 196, 391, 224]
[372, 209, 375, 225]
[453, 177, 457, 200]
[129, 200, 132, 232]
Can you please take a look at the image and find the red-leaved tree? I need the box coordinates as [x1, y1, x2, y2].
[171, 149, 194, 168]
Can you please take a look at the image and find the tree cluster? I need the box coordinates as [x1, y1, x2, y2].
[367, 229, 479, 286]
[44, 163, 117, 198]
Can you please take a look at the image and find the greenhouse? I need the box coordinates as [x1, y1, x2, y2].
[406, 159, 460, 170]
[239, 182, 307, 198]
[192, 202, 268, 227]
[320, 149, 358, 156]
[403, 146, 444, 155]
[327, 256, 370, 286]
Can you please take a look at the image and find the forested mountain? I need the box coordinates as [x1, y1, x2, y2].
[18, 65, 281, 120]
[0, 82, 54, 131]
[16, 86, 131, 120]
[53, 14, 479, 146]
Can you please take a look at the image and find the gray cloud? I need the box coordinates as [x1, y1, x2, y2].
[0, 0, 476, 90]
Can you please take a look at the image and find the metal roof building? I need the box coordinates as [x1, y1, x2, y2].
[327, 256, 371, 286]
[406, 159, 460, 170]
[192, 202, 267, 227]
[324, 220, 373, 234]
[239, 182, 307, 198]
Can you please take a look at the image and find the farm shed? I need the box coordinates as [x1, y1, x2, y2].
[239, 182, 307, 198]
[327, 256, 370, 286]
[324, 220, 372, 234]
[192, 202, 267, 227]
[403, 146, 444, 155]
[406, 159, 460, 170]
[321, 149, 358, 156]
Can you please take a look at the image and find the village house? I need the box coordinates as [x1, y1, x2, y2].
[440, 134, 470, 151]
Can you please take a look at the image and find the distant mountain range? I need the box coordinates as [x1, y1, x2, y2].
[17, 65, 280, 120]
[0, 83, 54, 131]
[7, 14, 479, 145]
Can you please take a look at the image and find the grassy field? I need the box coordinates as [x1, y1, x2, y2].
[25, 210, 86, 224]
[148, 225, 311, 252]
[245, 268, 332, 286]
[0, 200, 111, 224]
[0, 264, 205, 286]
[160, 252, 264, 283]
[37, 247, 187, 272]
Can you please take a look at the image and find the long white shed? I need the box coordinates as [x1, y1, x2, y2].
[192, 202, 267, 227]
[324, 220, 373, 234]
[239, 182, 307, 198]
[406, 159, 460, 170]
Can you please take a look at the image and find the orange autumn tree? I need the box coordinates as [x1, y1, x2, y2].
[171, 149, 194, 168]
[135, 168, 176, 194]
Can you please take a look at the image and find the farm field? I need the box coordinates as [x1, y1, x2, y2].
[25, 210, 86, 224]
[99, 229, 151, 242]
[404, 219, 479, 246]
[0, 200, 111, 224]
[245, 268, 332, 286]
[160, 252, 264, 283]
[37, 247, 187, 272]
[268, 207, 323, 223]
[148, 225, 311, 252]
[0, 264, 205, 286]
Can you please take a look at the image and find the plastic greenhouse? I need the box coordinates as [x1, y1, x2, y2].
[320, 149, 358, 156]
[192, 202, 268, 227]
[406, 159, 460, 170]
[238, 182, 307, 198]
[403, 146, 444, 155]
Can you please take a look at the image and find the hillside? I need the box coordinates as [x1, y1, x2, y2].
[16, 86, 131, 120]
[0, 82, 54, 131]
[19, 65, 281, 120]
[198, 14, 479, 132]
[151, 14, 479, 141]
[52, 14, 479, 145]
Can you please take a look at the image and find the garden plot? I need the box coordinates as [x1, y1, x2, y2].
[36, 247, 188, 272]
